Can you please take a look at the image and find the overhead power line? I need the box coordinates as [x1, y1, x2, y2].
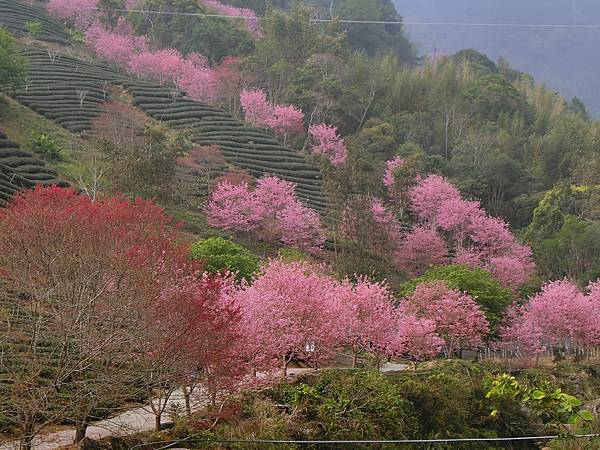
[95, 8, 600, 28]
[130, 433, 600, 449]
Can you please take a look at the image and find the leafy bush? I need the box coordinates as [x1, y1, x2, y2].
[190, 237, 259, 281]
[28, 131, 63, 161]
[0, 27, 27, 93]
[25, 21, 42, 38]
[274, 370, 418, 446]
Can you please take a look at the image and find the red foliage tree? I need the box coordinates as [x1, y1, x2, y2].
[0, 186, 242, 442]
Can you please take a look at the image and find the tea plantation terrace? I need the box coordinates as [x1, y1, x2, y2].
[12, 47, 327, 212]
[14, 49, 131, 134]
[0, 130, 66, 203]
[0, 0, 70, 45]
[130, 86, 327, 213]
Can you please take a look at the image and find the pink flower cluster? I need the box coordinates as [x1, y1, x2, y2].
[206, 176, 326, 253]
[308, 123, 348, 167]
[228, 260, 446, 371]
[500, 280, 600, 355]
[395, 226, 448, 276]
[404, 175, 535, 288]
[85, 24, 219, 103]
[400, 281, 489, 357]
[383, 156, 405, 190]
[203, 0, 261, 37]
[48, 2, 242, 105]
[239, 90, 304, 142]
[47, 0, 98, 28]
[370, 198, 403, 242]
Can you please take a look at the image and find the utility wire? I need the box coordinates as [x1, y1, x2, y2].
[93, 8, 600, 28]
[130, 433, 600, 449]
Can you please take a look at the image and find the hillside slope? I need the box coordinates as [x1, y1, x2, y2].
[0, 130, 65, 202]
[0, 0, 326, 212]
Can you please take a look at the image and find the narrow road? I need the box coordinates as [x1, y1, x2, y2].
[1, 365, 408, 449]
[0, 389, 207, 450]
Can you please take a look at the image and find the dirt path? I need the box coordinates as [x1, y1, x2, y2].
[0, 389, 207, 450]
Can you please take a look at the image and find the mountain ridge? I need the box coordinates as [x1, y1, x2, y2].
[394, 0, 600, 117]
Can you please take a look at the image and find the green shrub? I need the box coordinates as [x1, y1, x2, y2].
[278, 248, 308, 262]
[190, 237, 260, 281]
[275, 370, 418, 446]
[28, 131, 63, 161]
[0, 27, 27, 93]
[25, 21, 42, 38]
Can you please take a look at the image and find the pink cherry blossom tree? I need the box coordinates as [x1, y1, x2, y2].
[394, 314, 444, 361]
[268, 105, 305, 144]
[231, 260, 348, 374]
[309, 123, 348, 167]
[127, 48, 185, 85]
[206, 181, 259, 232]
[497, 305, 545, 357]
[89, 26, 147, 65]
[48, 0, 225, 105]
[338, 277, 399, 367]
[395, 226, 448, 276]
[203, 0, 261, 37]
[408, 174, 461, 223]
[400, 281, 490, 357]
[239, 90, 304, 141]
[405, 174, 535, 288]
[206, 176, 326, 252]
[213, 57, 252, 114]
[240, 89, 273, 128]
[383, 156, 405, 191]
[341, 196, 402, 258]
[277, 203, 326, 253]
[500, 280, 600, 358]
[48, 0, 98, 28]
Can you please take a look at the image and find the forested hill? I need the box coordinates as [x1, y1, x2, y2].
[393, 0, 600, 117]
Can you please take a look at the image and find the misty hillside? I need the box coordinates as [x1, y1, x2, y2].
[394, 0, 600, 116]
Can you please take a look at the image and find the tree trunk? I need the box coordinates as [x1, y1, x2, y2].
[183, 387, 192, 418]
[155, 413, 161, 431]
[282, 356, 288, 376]
[210, 388, 217, 408]
[20, 421, 34, 450]
[74, 422, 87, 443]
[352, 352, 358, 369]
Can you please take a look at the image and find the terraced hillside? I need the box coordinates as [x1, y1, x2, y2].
[0, 0, 70, 44]
[15, 48, 130, 134]
[13, 48, 327, 211]
[0, 130, 65, 203]
[1, 0, 326, 212]
[130, 86, 327, 212]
